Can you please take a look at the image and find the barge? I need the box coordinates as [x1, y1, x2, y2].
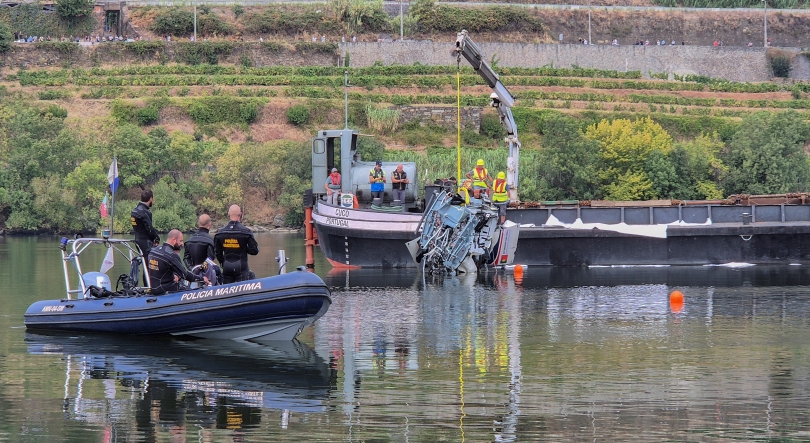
[313, 194, 810, 268]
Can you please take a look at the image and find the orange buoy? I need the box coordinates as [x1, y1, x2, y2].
[669, 290, 684, 313]
[513, 264, 524, 278]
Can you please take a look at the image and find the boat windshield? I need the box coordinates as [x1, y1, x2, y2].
[59, 237, 148, 300]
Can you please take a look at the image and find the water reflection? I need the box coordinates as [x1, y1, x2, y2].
[26, 333, 335, 440]
[6, 235, 810, 441]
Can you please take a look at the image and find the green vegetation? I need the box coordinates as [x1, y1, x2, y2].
[0, 102, 310, 233]
[411, 0, 542, 33]
[365, 104, 400, 134]
[652, 0, 807, 7]
[0, 22, 12, 53]
[1, 0, 94, 37]
[149, 8, 234, 37]
[6, 49, 810, 232]
[286, 104, 310, 126]
[55, 0, 93, 23]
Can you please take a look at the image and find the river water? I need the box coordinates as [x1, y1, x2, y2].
[1, 233, 810, 442]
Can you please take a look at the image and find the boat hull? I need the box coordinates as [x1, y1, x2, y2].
[24, 272, 331, 341]
[313, 201, 810, 267]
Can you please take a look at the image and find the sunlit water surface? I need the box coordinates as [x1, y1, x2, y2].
[1, 233, 810, 442]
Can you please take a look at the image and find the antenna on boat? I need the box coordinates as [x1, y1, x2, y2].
[344, 70, 349, 130]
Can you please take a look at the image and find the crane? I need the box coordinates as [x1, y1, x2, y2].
[453, 29, 521, 201]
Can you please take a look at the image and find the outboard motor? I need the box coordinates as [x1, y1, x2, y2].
[82, 272, 111, 291]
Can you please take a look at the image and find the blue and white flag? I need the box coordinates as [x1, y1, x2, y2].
[107, 158, 119, 194]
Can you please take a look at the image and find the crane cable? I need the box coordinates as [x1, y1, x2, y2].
[456, 70, 462, 184]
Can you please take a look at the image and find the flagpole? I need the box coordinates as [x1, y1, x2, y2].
[110, 156, 116, 238]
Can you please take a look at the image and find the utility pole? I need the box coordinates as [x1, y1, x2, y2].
[588, 0, 592, 45]
[400, 0, 404, 40]
[193, 4, 197, 42]
[344, 71, 349, 129]
[763, 0, 768, 47]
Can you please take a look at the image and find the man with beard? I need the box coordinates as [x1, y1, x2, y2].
[148, 229, 203, 295]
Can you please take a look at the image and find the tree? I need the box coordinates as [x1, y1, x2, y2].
[585, 117, 673, 200]
[0, 22, 13, 53]
[55, 0, 94, 22]
[668, 134, 726, 200]
[722, 111, 810, 195]
[536, 113, 600, 201]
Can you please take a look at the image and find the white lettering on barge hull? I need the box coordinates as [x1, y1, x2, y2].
[326, 217, 349, 227]
[180, 282, 263, 301]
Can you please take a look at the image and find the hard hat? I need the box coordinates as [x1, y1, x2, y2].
[497, 171, 505, 179]
[476, 159, 484, 166]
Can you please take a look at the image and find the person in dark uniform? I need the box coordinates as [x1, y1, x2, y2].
[214, 205, 259, 283]
[183, 214, 222, 285]
[148, 229, 203, 295]
[131, 189, 160, 256]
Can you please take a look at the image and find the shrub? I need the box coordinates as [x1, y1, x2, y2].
[232, 4, 245, 17]
[241, 5, 343, 35]
[197, 13, 234, 36]
[42, 105, 68, 118]
[39, 89, 70, 100]
[767, 49, 791, 78]
[239, 53, 253, 68]
[110, 99, 162, 126]
[55, 0, 93, 21]
[135, 106, 160, 125]
[176, 41, 233, 65]
[124, 40, 166, 57]
[149, 8, 195, 35]
[240, 101, 259, 124]
[188, 96, 263, 125]
[480, 113, 504, 139]
[286, 104, 310, 126]
[0, 22, 12, 53]
[771, 54, 792, 78]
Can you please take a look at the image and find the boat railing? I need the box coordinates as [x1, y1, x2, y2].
[60, 237, 149, 300]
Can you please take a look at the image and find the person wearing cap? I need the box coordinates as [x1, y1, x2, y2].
[492, 171, 510, 225]
[325, 167, 342, 205]
[369, 160, 386, 202]
[466, 158, 492, 199]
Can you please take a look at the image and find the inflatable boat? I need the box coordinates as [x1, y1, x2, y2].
[24, 237, 331, 341]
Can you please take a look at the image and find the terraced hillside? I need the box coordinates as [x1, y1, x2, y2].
[2, 59, 810, 231]
[4, 63, 807, 142]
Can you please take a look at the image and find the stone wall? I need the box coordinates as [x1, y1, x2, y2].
[5, 40, 810, 83]
[397, 106, 483, 131]
[1, 42, 339, 69]
[344, 41, 810, 83]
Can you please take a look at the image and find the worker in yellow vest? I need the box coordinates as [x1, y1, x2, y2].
[466, 158, 492, 199]
[492, 171, 509, 225]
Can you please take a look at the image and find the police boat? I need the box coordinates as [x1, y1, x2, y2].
[24, 237, 331, 341]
